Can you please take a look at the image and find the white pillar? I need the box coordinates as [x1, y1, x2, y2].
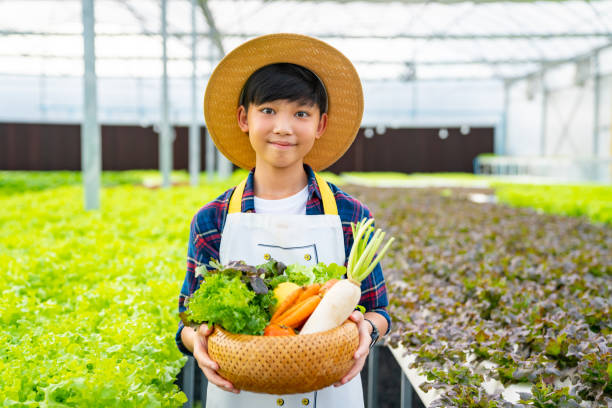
[81, 0, 101, 210]
[501, 80, 510, 155]
[160, 0, 172, 188]
[206, 33, 216, 181]
[189, 0, 200, 186]
[593, 52, 600, 157]
[217, 150, 233, 179]
[540, 72, 548, 156]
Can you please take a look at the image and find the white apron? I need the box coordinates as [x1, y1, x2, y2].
[206, 173, 364, 408]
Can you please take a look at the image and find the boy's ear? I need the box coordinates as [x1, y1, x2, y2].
[237, 106, 249, 132]
[315, 112, 328, 139]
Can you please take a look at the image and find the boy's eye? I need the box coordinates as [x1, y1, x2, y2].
[261, 107, 275, 114]
[296, 111, 310, 118]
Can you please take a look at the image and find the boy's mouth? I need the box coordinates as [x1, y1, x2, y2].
[269, 141, 296, 149]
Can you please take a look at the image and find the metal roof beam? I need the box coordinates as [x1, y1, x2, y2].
[197, 0, 225, 57]
[508, 40, 612, 82]
[356, 59, 567, 66]
[2, 30, 611, 40]
[0, 53, 581, 67]
[259, 0, 597, 3]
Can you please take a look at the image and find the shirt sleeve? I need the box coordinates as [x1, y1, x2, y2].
[175, 208, 224, 356]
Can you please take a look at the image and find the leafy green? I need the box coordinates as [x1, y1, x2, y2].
[495, 183, 612, 225]
[256, 259, 289, 289]
[285, 263, 315, 285]
[186, 274, 272, 335]
[312, 262, 346, 282]
[282, 262, 346, 286]
[0, 171, 247, 406]
[185, 259, 344, 335]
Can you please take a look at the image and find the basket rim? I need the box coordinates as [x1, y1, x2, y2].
[211, 319, 357, 339]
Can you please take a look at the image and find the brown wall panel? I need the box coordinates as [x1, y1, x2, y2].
[1, 123, 492, 173]
[327, 127, 494, 174]
[102, 125, 159, 170]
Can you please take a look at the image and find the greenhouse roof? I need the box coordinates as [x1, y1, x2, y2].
[1, 0, 612, 81]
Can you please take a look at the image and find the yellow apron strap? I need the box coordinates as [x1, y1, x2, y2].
[229, 172, 337, 215]
[314, 172, 338, 215]
[228, 177, 248, 214]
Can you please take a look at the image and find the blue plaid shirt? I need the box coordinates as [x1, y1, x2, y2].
[176, 164, 390, 355]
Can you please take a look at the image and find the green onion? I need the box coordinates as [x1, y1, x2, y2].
[347, 218, 395, 283]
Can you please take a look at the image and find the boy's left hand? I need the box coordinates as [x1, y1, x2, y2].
[334, 310, 371, 387]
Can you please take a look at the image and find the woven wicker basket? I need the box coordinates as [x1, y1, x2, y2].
[207, 320, 359, 394]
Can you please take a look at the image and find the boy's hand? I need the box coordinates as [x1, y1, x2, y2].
[334, 310, 370, 387]
[193, 324, 240, 394]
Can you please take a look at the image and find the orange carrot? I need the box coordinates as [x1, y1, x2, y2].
[318, 279, 339, 296]
[277, 295, 322, 329]
[264, 323, 296, 336]
[297, 283, 321, 303]
[270, 287, 303, 324]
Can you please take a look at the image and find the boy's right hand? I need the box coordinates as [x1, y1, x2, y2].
[192, 324, 240, 394]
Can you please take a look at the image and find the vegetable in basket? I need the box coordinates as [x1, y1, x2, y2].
[300, 218, 394, 334]
[181, 263, 275, 334]
[181, 258, 346, 335]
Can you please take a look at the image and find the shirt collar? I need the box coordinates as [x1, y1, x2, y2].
[240, 164, 322, 213]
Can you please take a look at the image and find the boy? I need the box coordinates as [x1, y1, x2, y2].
[177, 34, 390, 408]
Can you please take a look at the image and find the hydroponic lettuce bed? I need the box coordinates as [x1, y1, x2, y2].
[1, 172, 610, 407]
[0, 173, 244, 407]
[344, 186, 611, 408]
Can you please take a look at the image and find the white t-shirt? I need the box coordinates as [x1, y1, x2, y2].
[254, 185, 309, 215]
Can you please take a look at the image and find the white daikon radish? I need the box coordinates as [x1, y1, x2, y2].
[300, 218, 394, 334]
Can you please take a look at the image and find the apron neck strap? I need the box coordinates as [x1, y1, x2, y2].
[228, 177, 247, 214]
[314, 172, 338, 215]
[227, 172, 338, 215]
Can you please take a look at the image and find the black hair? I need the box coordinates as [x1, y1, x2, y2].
[239, 63, 328, 115]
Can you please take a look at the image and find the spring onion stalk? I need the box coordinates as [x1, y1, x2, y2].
[348, 218, 395, 283]
[300, 218, 394, 334]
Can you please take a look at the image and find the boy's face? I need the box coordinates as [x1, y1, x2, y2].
[237, 99, 328, 170]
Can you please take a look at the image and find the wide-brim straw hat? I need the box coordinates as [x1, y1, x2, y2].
[204, 33, 364, 171]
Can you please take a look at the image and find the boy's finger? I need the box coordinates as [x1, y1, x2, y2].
[202, 367, 240, 394]
[335, 346, 368, 387]
[348, 310, 364, 323]
[354, 319, 371, 360]
[196, 353, 219, 371]
[193, 337, 219, 371]
[198, 324, 213, 336]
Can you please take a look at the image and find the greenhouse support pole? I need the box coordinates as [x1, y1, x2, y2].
[199, 0, 232, 180]
[81, 0, 101, 211]
[160, 0, 172, 188]
[540, 72, 548, 156]
[189, 0, 200, 187]
[206, 32, 216, 182]
[217, 150, 233, 179]
[502, 80, 510, 155]
[593, 52, 600, 157]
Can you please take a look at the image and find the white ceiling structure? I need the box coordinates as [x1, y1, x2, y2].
[1, 0, 612, 82]
[2, 0, 611, 203]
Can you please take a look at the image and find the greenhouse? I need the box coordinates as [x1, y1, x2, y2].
[0, 0, 611, 407]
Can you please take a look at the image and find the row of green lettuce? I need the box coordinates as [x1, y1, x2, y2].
[0, 173, 246, 406]
[494, 183, 612, 225]
[347, 185, 611, 407]
[3, 170, 609, 224]
[338, 172, 612, 225]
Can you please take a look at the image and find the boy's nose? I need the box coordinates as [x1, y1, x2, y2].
[273, 115, 293, 135]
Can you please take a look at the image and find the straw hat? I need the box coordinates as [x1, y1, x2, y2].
[204, 33, 364, 171]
